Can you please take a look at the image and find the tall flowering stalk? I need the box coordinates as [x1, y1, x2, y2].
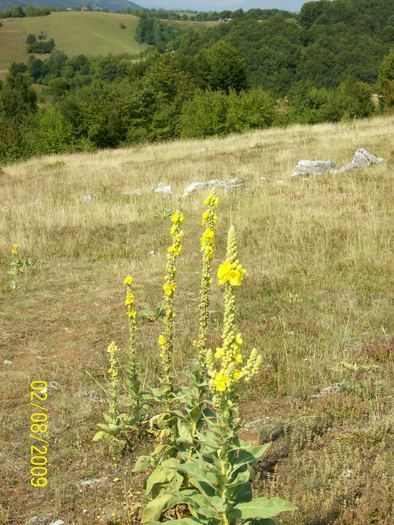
[158, 211, 184, 401]
[207, 226, 262, 424]
[123, 275, 141, 420]
[195, 190, 219, 368]
[107, 342, 120, 420]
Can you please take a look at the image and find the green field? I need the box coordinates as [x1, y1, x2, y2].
[0, 11, 148, 78]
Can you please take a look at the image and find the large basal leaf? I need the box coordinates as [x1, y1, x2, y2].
[133, 455, 154, 472]
[146, 467, 177, 496]
[141, 493, 175, 523]
[235, 496, 297, 519]
[168, 462, 217, 496]
[236, 442, 271, 462]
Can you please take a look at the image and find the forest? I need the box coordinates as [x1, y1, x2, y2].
[0, 0, 393, 164]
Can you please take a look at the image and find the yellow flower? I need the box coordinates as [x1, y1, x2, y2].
[236, 333, 243, 346]
[163, 282, 177, 296]
[171, 212, 184, 225]
[235, 353, 243, 365]
[11, 243, 19, 257]
[107, 342, 118, 355]
[201, 229, 214, 244]
[124, 292, 135, 306]
[215, 347, 225, 360]
[204, 194, 220, 207]
[233, 369, 242, 382]
[217, 261, 233, 285]
[123, 275, 133, 287]
[128, 309, 137, 319]
[158, 335, 166, 346]
[229, 265, 245, 286]
[201, 211, 209, 225]
[214, 372, 230, 392]
[218, 262, 245, 287]
[205, 246, 214, 259]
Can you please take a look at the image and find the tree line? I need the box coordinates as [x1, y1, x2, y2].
[0, 0, 393, 165]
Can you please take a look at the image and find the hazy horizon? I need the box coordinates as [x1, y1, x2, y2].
[138, 1, 311, 12]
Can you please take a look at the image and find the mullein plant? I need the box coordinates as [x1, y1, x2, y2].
[9, 243, 36, 289]
[94, 276, 146, 451]
[93, 342, 125, 444]
[143, 225, 295, 524]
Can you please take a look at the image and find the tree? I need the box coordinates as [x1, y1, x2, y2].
[377, 48, 394, 108]
[196, 40, 248, 94]
[226, 89, 275, 132]
[178, 90, 229, 138]
[0, 73, 37, 123]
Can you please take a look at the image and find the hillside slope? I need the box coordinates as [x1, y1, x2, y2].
[0, 116, 393, 524]
[0, 0, 143, 11]
[0, 11, 147, 76]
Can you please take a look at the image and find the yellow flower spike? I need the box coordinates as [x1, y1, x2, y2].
[214, 372, 230, 392]
[123, 275, 133, 287]
[159, 210, 184, 399]
[124, 292, 135, 306]
[235, 333, 243, 346]
[195, 190, 220, 368]
[11, 243, 19, 257]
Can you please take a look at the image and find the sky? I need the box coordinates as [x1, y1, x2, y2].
[139, 1, 310, 11]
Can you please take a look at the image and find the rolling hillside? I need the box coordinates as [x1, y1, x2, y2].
[0, 0, 143, 10]
[0, 115, 393, 523]
[0, 11, 148, 77]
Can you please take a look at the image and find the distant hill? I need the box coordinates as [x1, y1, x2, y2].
[0, 0, 144, 12]
[0, 11, 148, 77]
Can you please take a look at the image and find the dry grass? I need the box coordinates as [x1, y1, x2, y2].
[0, 115, 393, 524]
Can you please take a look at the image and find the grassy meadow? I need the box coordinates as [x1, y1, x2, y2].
[0, 115, 393, 524]
[0, 12, 148, 78]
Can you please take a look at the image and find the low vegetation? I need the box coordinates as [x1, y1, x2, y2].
[0, 115, 393, 523]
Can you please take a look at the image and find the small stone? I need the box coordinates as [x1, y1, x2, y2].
[154, 183, 172, 194]
[183, 178, 245, 197]
[293, 160, 336, 177]
[48, 381, 61, 392]
[311, 383, 343, 399]
[3, 359, 12, 366]
[123, 189, 143, 196]
[49, 520, 64, 525]
[86, 390, 101, 403]
[80, 194, 96, 202]
[76, 476, 109, 488]
[25, 513, 53, 525]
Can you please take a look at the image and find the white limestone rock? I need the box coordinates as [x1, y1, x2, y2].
[335, 148, 384, 174]
[183, 178, 245, 197]
[153, 182, 172, 194]
[292, 160, 336, 177]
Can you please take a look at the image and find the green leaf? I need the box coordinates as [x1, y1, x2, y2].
[235, 496, 297, 519]
[92, 431, 107, 441]
[146, 468, 175, 496]
[177, 419, 193, 444]
[167, 462, 217, 496]
[96, 423, 111, 431]
[141, 493, 175, 523]
[133, 455, 154, 472]
[237, 442, 271, 461]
